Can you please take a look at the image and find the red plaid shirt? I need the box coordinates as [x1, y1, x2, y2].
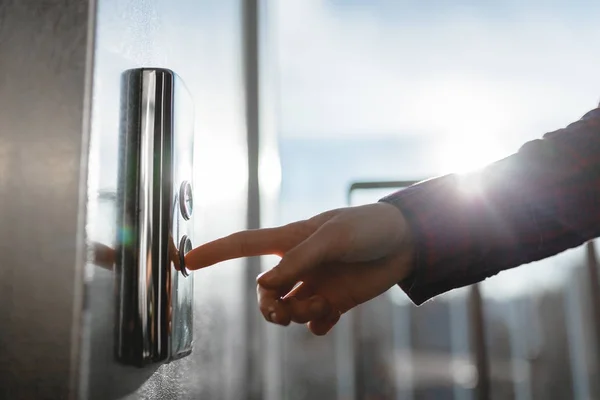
[381, 108, 600, 305]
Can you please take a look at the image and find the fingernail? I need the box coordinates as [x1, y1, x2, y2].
[269, 312, 277, 323]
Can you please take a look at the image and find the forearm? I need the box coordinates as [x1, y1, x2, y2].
[381, 108, 600, 305]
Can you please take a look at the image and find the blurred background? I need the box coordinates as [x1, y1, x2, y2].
[268, 1, 600, 399]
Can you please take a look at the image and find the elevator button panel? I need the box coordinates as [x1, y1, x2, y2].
[179, 235, 192, 277]
[115, 68, 195, 367]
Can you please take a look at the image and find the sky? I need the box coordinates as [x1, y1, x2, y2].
[274, 0, 600, 144]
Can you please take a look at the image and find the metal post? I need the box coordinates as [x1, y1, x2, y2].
[243, 0, 263, 398]
[346, 181, 421, 400]
[564, 276, 592, 400]
[0, 1, 93, 398]
[469, 285, 491, 400]
[585, 241, 600, 396]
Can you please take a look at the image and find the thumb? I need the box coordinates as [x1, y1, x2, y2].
[257, 222, 344, 291]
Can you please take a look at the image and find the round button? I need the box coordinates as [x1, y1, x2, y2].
[179, 235, 193, 277]
[179, 181, 193, 220]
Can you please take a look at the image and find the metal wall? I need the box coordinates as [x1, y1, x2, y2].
[0, 0, 265, 399]
[0, 1, 92, 398]
[81, 0, 258, 399]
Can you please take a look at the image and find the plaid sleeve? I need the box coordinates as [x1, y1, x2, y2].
[380, 108, 600, 305]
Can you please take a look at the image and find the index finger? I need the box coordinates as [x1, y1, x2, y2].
[185, 226, 297, 270]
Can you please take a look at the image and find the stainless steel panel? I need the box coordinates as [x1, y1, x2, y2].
[0, 1, 93, 398]
[115, 69, 194, 367]
[82, 0, 250, 398]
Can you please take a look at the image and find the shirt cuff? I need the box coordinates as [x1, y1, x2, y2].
[379, 173, 506, 305]
[380, 108, 600, 305]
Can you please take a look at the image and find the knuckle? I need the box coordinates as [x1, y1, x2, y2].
[268, 264, 288, 283]
[276, 259, 296, 280]
[270, 263, 284, 275]
[288, 300, 310, 324]
[280, 250, 298, 266]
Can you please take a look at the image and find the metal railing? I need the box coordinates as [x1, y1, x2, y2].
[345, 178, 600, 400]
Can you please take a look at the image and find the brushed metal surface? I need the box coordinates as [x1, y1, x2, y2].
[0, 0, 93, 398]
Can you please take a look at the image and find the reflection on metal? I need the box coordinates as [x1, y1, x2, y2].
[115, 68, 195, 367]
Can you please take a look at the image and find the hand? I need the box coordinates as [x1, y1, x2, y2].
[185, 202, 415, 335]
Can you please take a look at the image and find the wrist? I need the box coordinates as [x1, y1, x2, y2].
[378, 201, 416, 282]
